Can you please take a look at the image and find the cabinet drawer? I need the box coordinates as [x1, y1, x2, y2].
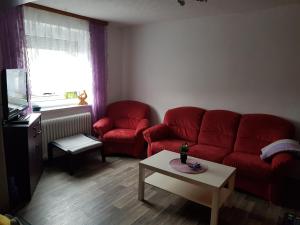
[30, 119, 42, 139]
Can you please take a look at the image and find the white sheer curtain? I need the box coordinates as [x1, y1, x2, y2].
[24, 7, 92, 107]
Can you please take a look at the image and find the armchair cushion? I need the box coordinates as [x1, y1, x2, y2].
[135, 119, 150, 136]
[93, 117, 113, 137]
[103, 129, 136, 144]
[107, 100, 150, 129]
[114, 118, 140, 130]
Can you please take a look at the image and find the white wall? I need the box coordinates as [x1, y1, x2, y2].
[122, 5, 300, 137]
[106, 24, 124, 104]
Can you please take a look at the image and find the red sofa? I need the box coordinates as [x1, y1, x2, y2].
[93, 100, 150, 158]
[143, 107, 294, 203]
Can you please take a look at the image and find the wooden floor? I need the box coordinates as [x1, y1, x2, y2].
[18, 154, 299, 225]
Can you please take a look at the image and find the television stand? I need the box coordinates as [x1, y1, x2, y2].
[19, 114, 30, 120]
[2, 113, 43, 210]
[9, 114, 30, 124]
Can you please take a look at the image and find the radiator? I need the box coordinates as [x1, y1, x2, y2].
[41, 112, 92, 159]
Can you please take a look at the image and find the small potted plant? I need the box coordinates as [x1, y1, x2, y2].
[179, 143, 189, 164]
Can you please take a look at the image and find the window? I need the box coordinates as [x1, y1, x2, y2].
[24, 7, 93, 108]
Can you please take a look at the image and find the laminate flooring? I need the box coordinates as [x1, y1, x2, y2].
[18, 154, 299, 225]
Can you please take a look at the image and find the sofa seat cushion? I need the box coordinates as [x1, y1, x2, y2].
[150, 139, 196, 155]
[223, 152, 272, 180]
[103, 129, 136, 143]
[189, 144, 229, 163]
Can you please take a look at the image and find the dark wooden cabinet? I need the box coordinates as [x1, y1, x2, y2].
[3, 113, 43, 209]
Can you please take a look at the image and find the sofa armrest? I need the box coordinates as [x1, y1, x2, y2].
[143, 124, 170, 144]
[93, 117, 113, 137]
[271, 152, 294, 173]
[135, 119, 150, 136]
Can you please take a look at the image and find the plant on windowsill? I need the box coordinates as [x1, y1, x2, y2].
[179, 143, 189, 164]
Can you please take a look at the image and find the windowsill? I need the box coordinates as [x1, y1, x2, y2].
[37, 104, 92, 121]
[32, 97, 81, 109]
[39, 104, 91, 112]
[32, 96, 92, 113]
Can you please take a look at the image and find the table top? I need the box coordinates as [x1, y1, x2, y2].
[140, 150, 236, 188]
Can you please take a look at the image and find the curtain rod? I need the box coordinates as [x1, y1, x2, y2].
[25, 3, 108, 26]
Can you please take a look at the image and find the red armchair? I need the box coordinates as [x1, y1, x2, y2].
[93, 100, 150, 158]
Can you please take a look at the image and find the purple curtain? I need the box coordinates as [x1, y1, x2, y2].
[0, 6, 27, 71]
[89, 21, 107, 123]
[0, 6, 30, 113]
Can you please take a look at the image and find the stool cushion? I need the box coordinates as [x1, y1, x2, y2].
[51, 134, 102, 155]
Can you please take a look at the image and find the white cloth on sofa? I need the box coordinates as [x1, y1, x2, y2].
[260, 139, 300, 160]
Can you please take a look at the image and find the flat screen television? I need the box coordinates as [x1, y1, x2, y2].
[1, 69, 29, 121]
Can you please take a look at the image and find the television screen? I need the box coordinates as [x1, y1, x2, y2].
[1, 69, 29, 121]
[7, 69, 28, 111]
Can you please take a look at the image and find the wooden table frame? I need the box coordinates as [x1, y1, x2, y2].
[138, 151, 236, 225]
[48, 135, 105, 175]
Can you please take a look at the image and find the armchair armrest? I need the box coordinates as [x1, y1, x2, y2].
[93, 117, 113, 137]
[271, 152, 294, 173]
[135, 119, 150, 136]
[143, 124, 170, 144]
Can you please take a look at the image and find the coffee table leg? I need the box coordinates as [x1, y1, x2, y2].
[210, 188, 220, 225]
[138, 164, 145, 201]
[228, 173, 235, 192]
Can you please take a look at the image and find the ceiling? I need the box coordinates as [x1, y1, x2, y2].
[34, 0, 299, 25]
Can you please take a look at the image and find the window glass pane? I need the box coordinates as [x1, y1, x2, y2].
[28, 48, 92, 96]
[24, 6, 93, 107]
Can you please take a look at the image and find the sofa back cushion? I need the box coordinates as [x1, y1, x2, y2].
[198, 110, 240, 151]
[163, 107, 205, 142]
[234, 114, 294, 155]
[107, 100, 150, 129]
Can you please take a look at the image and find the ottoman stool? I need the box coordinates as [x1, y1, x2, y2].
[48, 134, 104, 175]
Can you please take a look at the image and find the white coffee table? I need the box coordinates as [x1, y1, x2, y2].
[138, 150, 236, 225]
